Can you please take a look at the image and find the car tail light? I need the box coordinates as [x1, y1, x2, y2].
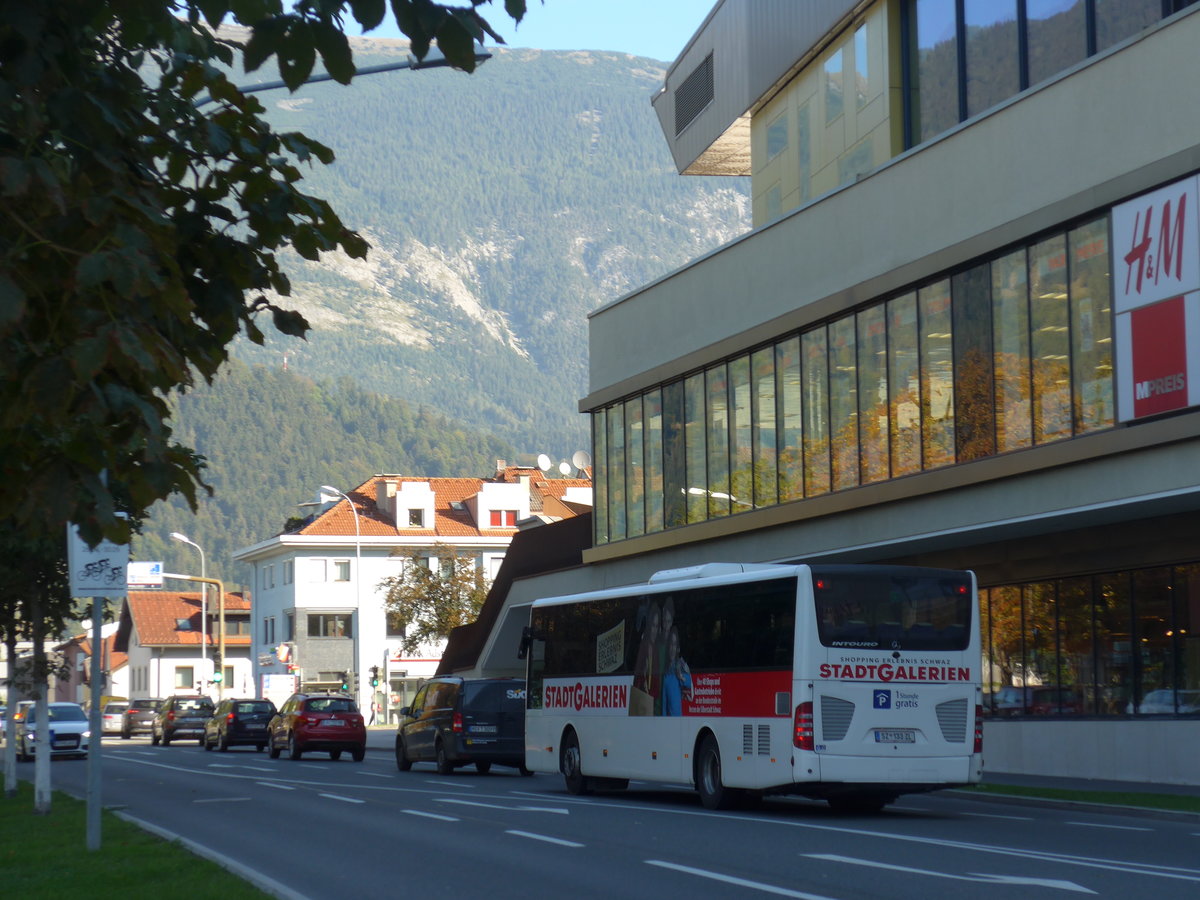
[452, 711, 463, 733]
[167, 711, 176, 722]
[974, 704, 983, 753]
[302, 715, 321, 726]
[793, 701, 814, 750]
[226, 712, 236, 723]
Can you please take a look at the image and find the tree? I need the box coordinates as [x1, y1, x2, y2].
[0, 0, 529, 551]
[379, 543, 488, 655]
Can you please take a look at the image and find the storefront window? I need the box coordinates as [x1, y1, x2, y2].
[662, 382, 686, 529]
[802, 328, 830, 496]
[706, 364, 730, 518]
[607, 401, 626, 541]
[919, 280, 955, 468]
[952, 263, 995, 461]
[593, 409, 608, 544]
[1069, 218, 1114, 433]
[1030, 235, 1072, 443]
[1027, 0, 1086, 87]
[624, 397, 644, 538]
[751, 347, 779, 507]
[645, 389, 664, 534]
[911, 0, 959, 143]
[1133, 567, 1174, 711]
[829, 316, 859, 490]
[964, 0, 1019, 118]
[685, 373, 707, 524]
[888, 293, 921, 475]
[992, 248, 1033, 451]
[776, 338, 803, 501]
[729, 355, 753, 513]
[857, 305, 889, 483]
[1095, 573, 1133, 714]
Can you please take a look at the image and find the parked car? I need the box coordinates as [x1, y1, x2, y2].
[203, 698, 277, 752]
[1130, 689, 1200, 715]
[152, 696, 215, 746]
[267, 692, 366, 761]
[101, 701, 130, 735]
[395, 677, 530, 775]
[1028, 686, 1084, 715]
[16, 702, 90, 761]
[121, 698, 163, 738]
[990, 686, 1034, 716]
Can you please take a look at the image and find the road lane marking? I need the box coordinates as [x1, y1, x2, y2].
[298, 764, 327, 770]
[357, 772, 393, 778]
[505, 830, 583, 848]
[320, 793, 365, 804]
[256, 782, 295, 790]
[425, 779, 476, 788]
[436, 798, 569, 814]
[646, 860, 838, 899]
[807, 854, 1094, 894]
[402, 809, 460, 822]
[1065, 822, 1153, 832]
[193, 797, 252, 803]
[961, 812, 1035, 821]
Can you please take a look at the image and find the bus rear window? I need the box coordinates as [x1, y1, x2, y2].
[813, 567, 972, 651]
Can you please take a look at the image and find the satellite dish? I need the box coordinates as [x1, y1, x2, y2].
[572, 450, 592, 470]
[536, 453, 552, 472]
[558, 460, 572, 476]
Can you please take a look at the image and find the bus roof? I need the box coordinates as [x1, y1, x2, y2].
[530, 562, 806, 609]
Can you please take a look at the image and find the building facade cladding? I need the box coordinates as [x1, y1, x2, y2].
[570, 0, 1200, 776]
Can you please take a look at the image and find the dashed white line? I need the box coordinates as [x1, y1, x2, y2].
[320, 793, 365, 804]
[193, 797, 251, 803]
[961, 812, 1035, 821]
[646, 860, 839, 899]
[356, 772, 393, 779]
[256, 782, 295, 790]
[402, 809, 460, 822]
[1066, 822, 1153, 832]
[425, 779, 475, 788]
[505, 830, 584, 848]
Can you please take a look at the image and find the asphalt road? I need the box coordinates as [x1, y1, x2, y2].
[17, 735, 1200, 900]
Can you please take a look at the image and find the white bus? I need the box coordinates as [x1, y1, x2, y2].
[521, 562, 982, 812]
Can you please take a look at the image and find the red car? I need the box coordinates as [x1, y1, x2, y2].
[267, 692, 366, 761]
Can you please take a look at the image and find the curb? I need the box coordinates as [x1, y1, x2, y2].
[946, 787, 1200, 823]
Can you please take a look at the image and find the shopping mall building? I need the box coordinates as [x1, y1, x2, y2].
[474, 0, 1200, 784]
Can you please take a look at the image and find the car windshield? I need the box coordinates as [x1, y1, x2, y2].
[27, 705, 87, 723]
[234, 701, 274, 714]
[132, 700, 162, 711]
[306, 698, 356, 713]
[104, 703, 128, 714]
[176, 700, 213, 713]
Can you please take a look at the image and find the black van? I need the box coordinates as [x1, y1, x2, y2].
[394, 677, 530, 775]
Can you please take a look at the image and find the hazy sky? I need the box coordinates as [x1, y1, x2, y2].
[356, 0, 715, 63]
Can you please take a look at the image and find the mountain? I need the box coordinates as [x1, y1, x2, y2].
[133, 41, 749, 586]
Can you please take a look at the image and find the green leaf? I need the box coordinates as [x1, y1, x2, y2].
[195, 1, 231, 29]
[244, 16, 287, 73]
[0, 273, 27, 326]
[271, 306, 309, 337]
[349, 0, 387, 31]
[277, 20, 317, 91]
[312, 20, 355, 85]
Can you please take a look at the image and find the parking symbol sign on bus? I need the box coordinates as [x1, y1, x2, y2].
[873, 690, 891, 709]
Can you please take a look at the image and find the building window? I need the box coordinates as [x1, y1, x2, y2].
[285, 612, 294, 641]
[766, 113, 788, 159]
[174, 666, 194, 690]
[283, 560, 294, 584]
[408, 508, 425, 527]
[824, 46, 844, 123]
[263, 616, 275, 644]
[223, 619, 249, 636]
[334, 560, 351, 582]
[489, 509, 518, 527]
[307, 613, 352, 638]
[386, 611, 407, 638]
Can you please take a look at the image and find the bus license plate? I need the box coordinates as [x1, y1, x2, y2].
[875, 729, 915, 743]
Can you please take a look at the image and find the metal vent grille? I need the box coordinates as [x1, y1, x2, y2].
[820, 695, 855, 742]
[757, 724, 771, 756]
[674, 53, 714, 136]
[742, 723, 754, 755]
[936, 698, 969, 743]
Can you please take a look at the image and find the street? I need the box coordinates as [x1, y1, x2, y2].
[16, 734, 1200, 899]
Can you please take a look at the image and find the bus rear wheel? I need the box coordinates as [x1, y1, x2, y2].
[561, 730, 590, 795]
[696, 735, 736, 810]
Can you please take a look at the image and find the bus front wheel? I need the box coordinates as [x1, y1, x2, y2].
[561, 730, 591, 795]
[696, 735, 736, 810]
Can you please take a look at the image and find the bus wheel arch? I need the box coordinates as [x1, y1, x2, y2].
[560, 727, 591, 795]
[694, 731, 736, 810]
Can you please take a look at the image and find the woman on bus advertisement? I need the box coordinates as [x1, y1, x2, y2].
[661, 625, 693, 715]
[630, 600, 661, 715]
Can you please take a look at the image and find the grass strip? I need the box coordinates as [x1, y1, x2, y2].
[964, 783, 1200, 814]
[0, 781, 267, 898]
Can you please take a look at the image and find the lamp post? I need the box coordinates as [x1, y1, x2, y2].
[319, 485, 361, 704]
[169, 532, 208, 676]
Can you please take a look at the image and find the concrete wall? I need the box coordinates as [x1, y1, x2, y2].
[984, 719, 1200, 785]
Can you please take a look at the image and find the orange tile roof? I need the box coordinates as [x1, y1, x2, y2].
[122, 590, 251, 648]
[297, 473, 592, 540]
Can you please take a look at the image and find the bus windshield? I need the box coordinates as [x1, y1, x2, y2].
[813, 566, 973, 651]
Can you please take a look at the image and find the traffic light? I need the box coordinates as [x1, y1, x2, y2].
[212, 670, 223, 684]
[370, 665, 380, 687]
[211, 651, 223, 683]
[340, 671, 350, 692]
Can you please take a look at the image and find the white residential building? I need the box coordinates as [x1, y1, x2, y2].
[233, 464, 591, 720]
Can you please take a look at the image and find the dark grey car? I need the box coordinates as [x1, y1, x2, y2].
[121, 698, 162, 738]
[203, 698, 276, 752]
[152, 696, 214, 746]
[395, 677, 530, 775]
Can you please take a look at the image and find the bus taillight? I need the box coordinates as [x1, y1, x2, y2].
[973, 704, 983, 753]
[793, 702, 814, 750]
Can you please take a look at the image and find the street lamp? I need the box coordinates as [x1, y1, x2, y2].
[170, 532, 208, 671]
[319, 485, 361, 700]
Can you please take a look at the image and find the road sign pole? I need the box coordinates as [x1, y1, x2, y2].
[86, 595, 104, 850]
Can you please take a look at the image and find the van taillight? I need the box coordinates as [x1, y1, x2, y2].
[793, 701, 814, 750]
[974, 704, 983, 753]
[452, 711, 463, 733]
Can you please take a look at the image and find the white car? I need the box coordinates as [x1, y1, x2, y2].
[16, 702, 91, 761]
[101, 701, 129, 734]
[1132, 689, 1200, 715]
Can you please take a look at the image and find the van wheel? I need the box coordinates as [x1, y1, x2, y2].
[435, 740, 453, 775]
[696, 734, 734, 810]
[561, 730, 590, 795]
[475, 761, 491, 775]
[396, 737, 413, 771]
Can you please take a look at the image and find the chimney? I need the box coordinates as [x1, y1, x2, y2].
[495, 459, 507, 476]
[375, 479, 397, 519]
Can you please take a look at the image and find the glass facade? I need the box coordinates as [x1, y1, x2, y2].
[907, 0, 1198, 147]
[591, 214, 1114, 545]
[982, 563, 1200, 717]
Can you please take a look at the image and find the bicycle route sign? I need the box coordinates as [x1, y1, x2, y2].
[66, 523, 131, 598]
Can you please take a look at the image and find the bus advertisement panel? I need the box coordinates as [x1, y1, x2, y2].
[522, 563, 982, 812]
